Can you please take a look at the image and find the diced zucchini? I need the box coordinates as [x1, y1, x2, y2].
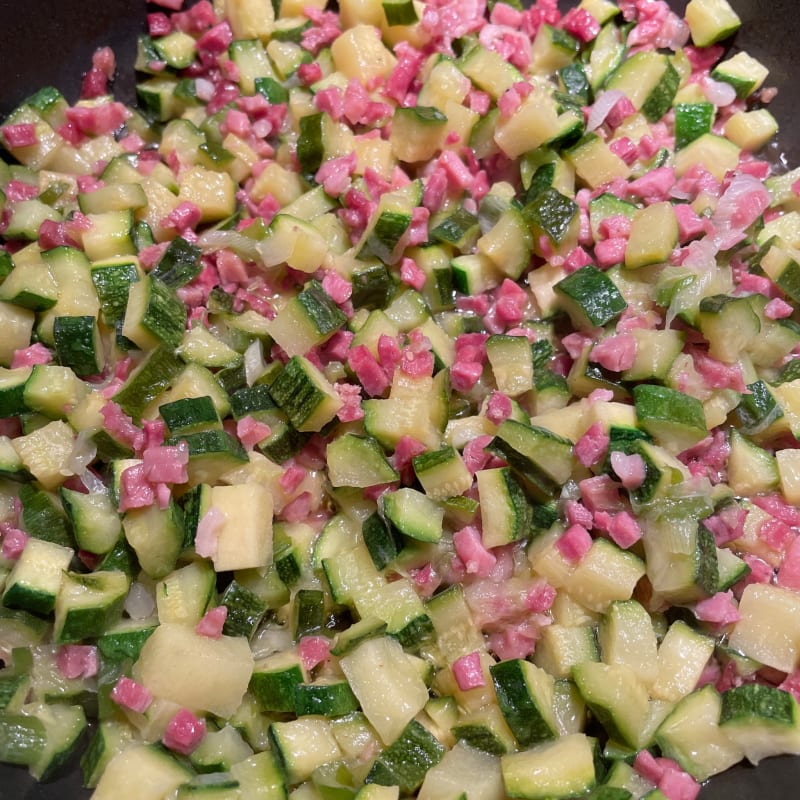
[655, 685, 744, 780]
[625, 202, 678, 269]
[269, 355, 343, 432]
[573, 661, 650, 748]
[24, 702, 87, 782]
[267, 280, 347, 358]
[651, 620, 715, 702]
[720, 684, 800, 764]
[500, 733, 597, 799]
[566, 134, 630, 189]
[250, 653, 305, 714]
[486, 418, 575, 501]
[188, 726, 252, 773]
[633, 383, 708, 453]
[458, 44, 522, 100]
[339, 636, 430, 744]
[53, 570, 129, 644]
[728, 583, 800, 673]
[685, 0, 742, 46]
[711, 51, 769, 99]
[724, 109, 778, 151]
[23, 364, 87, 419]
[674, 102, 715, 150]
[554, 265, 627, 329]
[598, 600, 658, 689]
[121, 275, 187, 351]
[417, 740, 503, 800]
[490, 659, 558, 747]
[565, 538, 646, 613]
[390, 106, 447, 163]
[674, 133, 740, 181]
[606, 51, 680, 122]
[270, 717, 343, 785]
[259, 214, 329, 273]
[91, 744, 192, 800]
[206, 482, 274, 571]
[366, 719, 445, 793]
[135, 622, 253, 718]
[2, 538, 73, 616]
[412, 446, 471, 501]
[476, 467, 531, 548]
[155, 560, 216, 626]
[122, 499, 184, 580]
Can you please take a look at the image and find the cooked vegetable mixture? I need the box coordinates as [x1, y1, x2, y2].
[2, 0, 800, 797]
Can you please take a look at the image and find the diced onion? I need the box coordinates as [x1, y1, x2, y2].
[124, 581, 156, 620]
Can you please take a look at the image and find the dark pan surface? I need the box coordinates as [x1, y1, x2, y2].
[0, 0, 798, 798]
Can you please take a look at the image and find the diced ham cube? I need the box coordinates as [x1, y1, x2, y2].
[316, 152, 357, 197]
[657, 765, 701, 800]
[777, 532, 800, 591]
[751, 493, 800, 527]
[194, 506, 225, 559]
[556, 524, 593, 563]
[5, 180, 39, 202]
[565, 500, 593, 529]
[606, 510, 643, 549]
[525, 580, 556, 613]
[1, 123, 37, 147]
[673, 203, 708, 242]
[142, 443, 189, 484]
[606, 96, 636, 129]
[1, 526, 28, 560]
[111, 676, 153, 713]
[336, 383, 364, 423]
[693, 591, 740, 626]
[196, 21, 233, 54]
[57, 645, 99, 679]
[38, 220, 78, 250]
[765, 298, 794, 319]
[100, 402, 145, 452]
[594, 236, 628, 268]
[236, 416, 272, 451]
[454, 525, 497, 576]
[391, 435, 427, 485]
[299, 635, 331, 671]
[742, 554, 773, 586]
[450, 360, 483, 393]
[627, 167, 676, 202]
[65, 102, 131, 136]
[348, 345, 391, 397]
[702, 505, 746, 546]
[574, 422, 610, 468]
[163, 709, 206, 755]
[463, 435, 494, 476]
[453, 651, 486, 691]
[609, 451, 647, 490]
[485, 392, 512, 425]
[195, 605, 228, 639]
[590, 334, 636, 372]
[399, 257, 426, 291]
[634, 749, 664, 785]
[148, 12, 172, 36]
[279, 492, 313, 522]
[488, 620, 541, 661]
[10, 343, 52, 369]
[117, 464, 155, 512]
[561, 7, 601, 41]
[579, 475, 625, 513]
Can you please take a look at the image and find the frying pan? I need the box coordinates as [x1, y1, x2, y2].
[0, 0, 798, 797]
